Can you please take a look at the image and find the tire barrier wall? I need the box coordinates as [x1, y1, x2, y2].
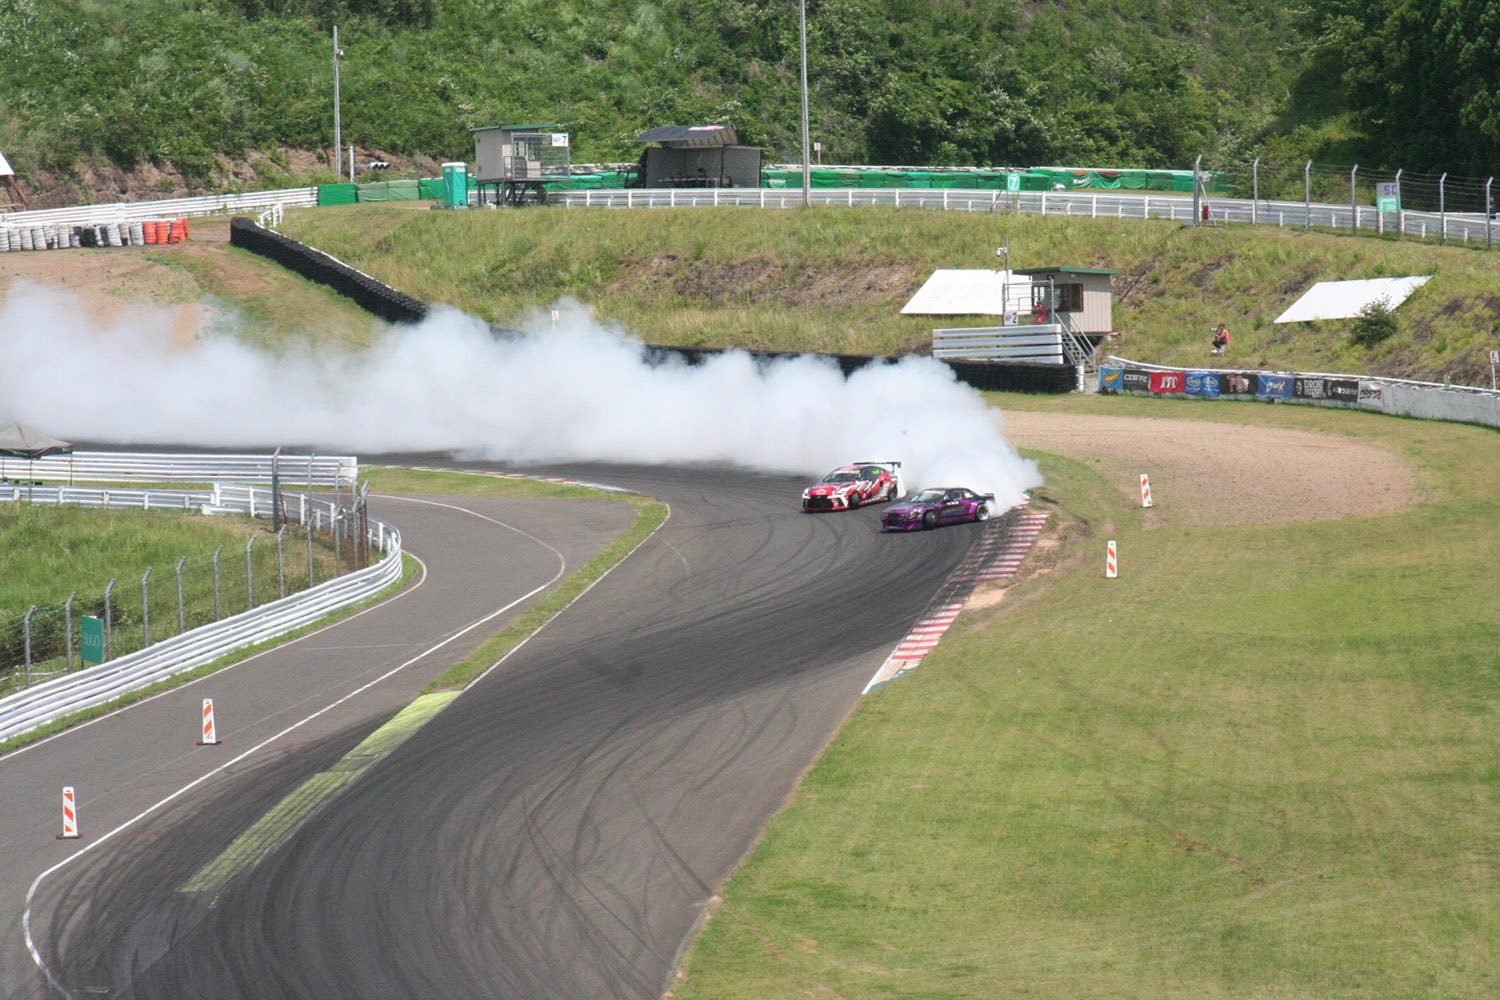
[0, 218, 188, 252]
[229, 216, 428, 325]
[1098, 359, 1500, 431]
[230, 217, 1076, 395]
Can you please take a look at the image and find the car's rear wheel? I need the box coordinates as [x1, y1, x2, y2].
[922, 510, 938, 530]
[975, 504, 990, 521]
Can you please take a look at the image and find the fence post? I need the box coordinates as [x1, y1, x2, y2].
[1192, 154, 1202, 226]
[1350, 164, 1358, 235]
[1251, 158, 1259, 225]
[1395, 168, 1403, 239]
[276, 526, 286, 599]
[104, 580, 115, 660]
[306, 514, 315, 585]
[333, 508, 341, 572]
[23, 606, 34, 686]
[65, 592, 75, 671]
[245, 536, 255, 610]
[141, 567, 152, 646]
[1439, 172, 1447, 245]
[175, 556, 187, 633]
[1488, 177, 1494, 251]
[212, 545, 222, 620]
[1304, 160, 1312, 231]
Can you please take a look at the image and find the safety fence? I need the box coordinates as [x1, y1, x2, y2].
[0, 187, 317, 230]
[1099, 358, 1500, 431]
[553, 186, 1500, 249]
[0, 477, 400, 742]
[2, 450, 357, 488]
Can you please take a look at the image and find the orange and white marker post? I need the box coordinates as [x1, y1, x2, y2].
[1105, 540, 1118, 578]
[62, 786, 79, 839]
[1140, 474, 1153, 508]
[200, 698, 220, 746]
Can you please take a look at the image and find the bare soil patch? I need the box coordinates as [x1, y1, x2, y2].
[1001, 409, 1419, 526]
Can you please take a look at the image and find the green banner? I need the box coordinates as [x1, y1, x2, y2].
[81, 615, 103, 665]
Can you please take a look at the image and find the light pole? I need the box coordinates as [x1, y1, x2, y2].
[799, 0, 810, 208]
[332, 26, 344, 177]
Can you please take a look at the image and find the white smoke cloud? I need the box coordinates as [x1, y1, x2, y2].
[0, 281, 1041, 504]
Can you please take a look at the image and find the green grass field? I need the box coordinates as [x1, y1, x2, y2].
[280, 203, 1500, 387]
[671, 394, 1500, 1000]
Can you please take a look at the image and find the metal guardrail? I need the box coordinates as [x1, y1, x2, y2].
[0, 477, 400, 743]
[555, 187, 1500, 247]
[0, 186, 318, 229]
[0, 451, 356, 488]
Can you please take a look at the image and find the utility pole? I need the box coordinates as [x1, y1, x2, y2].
[332, 26, 343, 176]
[799, 0, 811, 209]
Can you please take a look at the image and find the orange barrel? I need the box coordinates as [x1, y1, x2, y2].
[180, 218, 189, 240]
[169, 218, 187, 243]
[144, 221, 158, 245]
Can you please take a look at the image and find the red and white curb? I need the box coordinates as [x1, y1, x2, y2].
[864, 503, 1050, 692]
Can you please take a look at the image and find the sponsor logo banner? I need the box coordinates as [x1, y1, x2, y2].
[1257, 374, 1294, 399]
[1184, 371, 1220, 397]
[1149, 370, 1186, 394]
[1294, 377, 1329, 399]
[1327, 379, 1359, 402]
[1099, 367, 1124, 391]
[1122, 368, 1152, 392]
[1358, 380, 1385, 408]
[1219, 372, 1257, 396]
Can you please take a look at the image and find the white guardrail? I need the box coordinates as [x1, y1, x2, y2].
[0, 472, 400, 743]
[0, 451, 356, 488]
[0, 186, 318, 229]
[555, 187, 1500, 247]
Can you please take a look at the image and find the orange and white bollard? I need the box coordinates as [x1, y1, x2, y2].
[1140, 474, 1153, 508]
[200, 698, 220, 746]
[1106, 540, 1118, 578]
[62, 786, 79, 839]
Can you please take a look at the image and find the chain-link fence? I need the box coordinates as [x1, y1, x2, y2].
[1, 484, 373, 696]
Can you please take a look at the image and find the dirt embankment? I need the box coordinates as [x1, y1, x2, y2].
[13, 147, 441, 210]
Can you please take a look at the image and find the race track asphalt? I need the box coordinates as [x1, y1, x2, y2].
[1, 491, 635, 1000]
[17, 461, 990, 1000]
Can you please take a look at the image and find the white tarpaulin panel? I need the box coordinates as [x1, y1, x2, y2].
[901, 269, 1031, 316]
[1275, 276, 1431, 323]
[0, 151, 12, 176]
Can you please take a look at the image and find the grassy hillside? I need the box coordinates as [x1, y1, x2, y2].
[281, 203, 1500, 387]
[0, 0, 1301, 197]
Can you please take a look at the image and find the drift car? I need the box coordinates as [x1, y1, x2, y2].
[801, 461, 902, 511]
[881, 487, 995, 531]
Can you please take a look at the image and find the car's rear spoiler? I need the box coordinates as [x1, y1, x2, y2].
[854, 460, 901, 468]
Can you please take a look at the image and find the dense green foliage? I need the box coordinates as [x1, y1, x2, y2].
[0, 0, 1303, 182]
[1296, 0, 1500, 173]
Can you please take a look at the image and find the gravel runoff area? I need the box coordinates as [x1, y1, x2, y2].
[1001, 409, 1421, 526]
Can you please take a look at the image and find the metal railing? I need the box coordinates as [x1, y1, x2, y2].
[0, 477, 400, 742]
[555, 186, 1500, 248]
[0, 186, 318, 229]
[0, 450, 356, 488]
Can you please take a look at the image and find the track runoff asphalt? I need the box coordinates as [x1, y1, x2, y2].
[19, 460, 1006, 1000]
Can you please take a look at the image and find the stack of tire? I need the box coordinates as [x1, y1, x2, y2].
[0, 217, 190, 252]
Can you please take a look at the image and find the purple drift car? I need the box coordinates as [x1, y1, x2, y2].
[881, 487, 996, 531]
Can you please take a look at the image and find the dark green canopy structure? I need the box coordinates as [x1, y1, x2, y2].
[0, 422, 72, 484]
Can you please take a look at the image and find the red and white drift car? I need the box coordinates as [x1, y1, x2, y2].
[801, 461, 903, 511]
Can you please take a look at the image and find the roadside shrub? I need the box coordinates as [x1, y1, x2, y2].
[1350, 297, 1399, 346]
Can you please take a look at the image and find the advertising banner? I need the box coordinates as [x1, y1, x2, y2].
[1148, 370, 1186, 394]
[1257, 374, 1294, 399]
[1358, 380, 1386, 409]
[1218, 372, 1257, 396]
[1122, 368, 1152, 392]
[1294, 377, 1329, 399]
[1326, 379, 1359, 402]
[1184, 371, 1220, 397]
[1099, 367, 1123, 391]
